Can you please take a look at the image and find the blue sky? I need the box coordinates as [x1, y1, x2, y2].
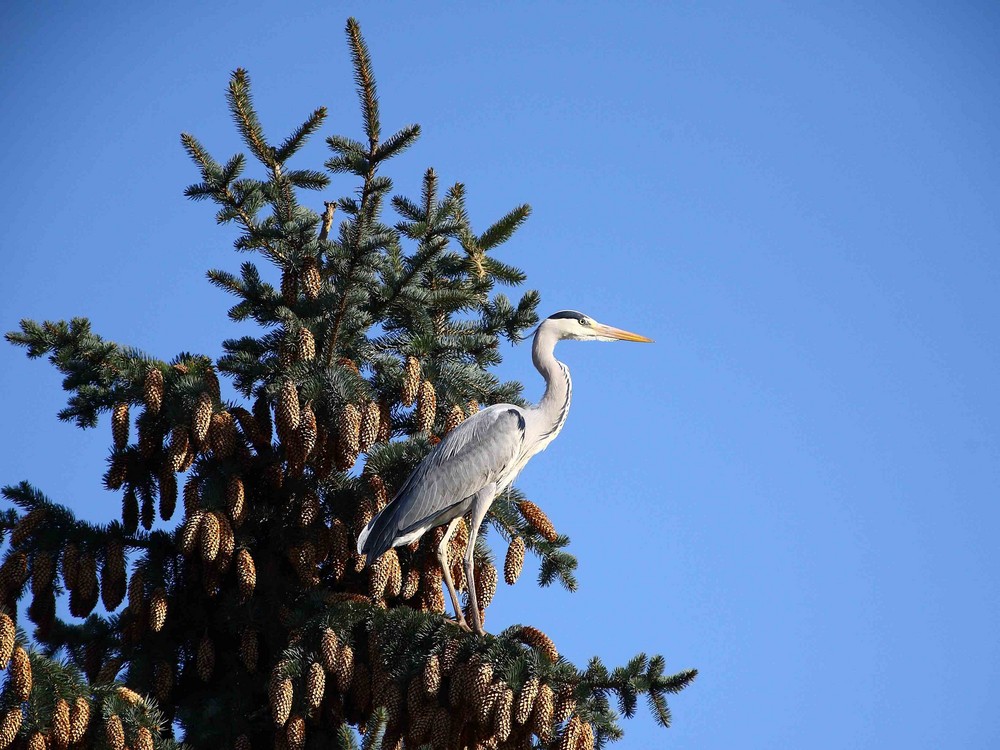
[2, 2, 999, 747]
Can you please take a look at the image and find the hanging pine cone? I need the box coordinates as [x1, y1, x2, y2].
[236, 549, 256, 600]
[493, 687, 515, 742]
[216, 515, 235, 573]
[280, 269, 298, 306]
[178, 510, 203, 557]
[301, 256, 322, 300]
[252, 395, 273, 443]
[200, 513, 221, 562]
[101, 541, 126, 612]
[30, 551, 54, 596]
[140, 491, 155, 531]
[297, 403, 318, 464]
[377, 400, 392, 443]
[10, 646, 31, 700]
[298, 489, 320, 527]
[159, 468, 177, 521]
[474, 559, 498, 615]
[556, 715, 582, 750]
[226, 476, 246, 527]
[444, 404, 464, 434]
[402, 357, 421, 406]
[422, 654, 441, 695]
[52, 698, 71, 747]
[296, 327, 316, 361]
[154, 660, 173, 703]
[529, 683, 555, 741]
[135, 727, 154, 750]
[276, 380, 300, 445]
[149, 587, 167, 632]
[111, 402, 130, 450]
[504, 536, 526, 585]
[514, 677, 539, 726]
[400, 567, 420, 600]
[517, 625, 559, 662]
[333, 643, 355, 693]
[121, 487, 139, 534]
[240, 628, 258, 672]
[553, 685, 577, 724]
[320, 628, 339, 673]
[0, 550, 29, 596]
[466, 399, 480, 416]
[105, 456, 127, 491]
[183, 476, 201, 513]
[210, 411, 238, 457]
[105, 716, 126, 750]
[576, 717, 595, 750]
[0, 708, 23, 750]
[306, 661, 325, 710]
[415, 380, 436, 434]
[68, 697, 90, 744]
[358, 401, 380, 452]
[0, 613, 14, 669]
[286, 715, 306, 750]
[143, 369, 164, 414]
[166, 425, 190, 472]
[270, 676, 294, 726]
[518, 500, 558, 542]
[27, 733, 45, 750]
[335, 404, 361, 471]
[197, 633, 215, 681]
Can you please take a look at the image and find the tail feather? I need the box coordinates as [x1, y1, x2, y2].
[356, 503, 399, 564]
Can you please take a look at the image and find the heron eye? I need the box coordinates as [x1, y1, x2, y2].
[580, 318, 591, 326]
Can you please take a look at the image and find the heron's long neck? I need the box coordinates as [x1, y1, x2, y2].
[531, 326, 572, 441]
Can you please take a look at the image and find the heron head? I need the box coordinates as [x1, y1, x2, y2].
[543, 310, 654, 343]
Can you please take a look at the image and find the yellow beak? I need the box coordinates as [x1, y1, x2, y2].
[594, 323, 654, 343]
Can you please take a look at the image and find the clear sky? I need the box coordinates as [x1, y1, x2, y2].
[2, 2, 999, 748]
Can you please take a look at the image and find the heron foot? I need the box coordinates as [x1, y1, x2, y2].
[443, 615, 473, 633]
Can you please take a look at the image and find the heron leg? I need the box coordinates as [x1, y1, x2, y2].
[464, 483, 497, 636]
[437, 516, 470, 632]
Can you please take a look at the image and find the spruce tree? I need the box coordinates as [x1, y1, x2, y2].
[2, 19, 695, 750]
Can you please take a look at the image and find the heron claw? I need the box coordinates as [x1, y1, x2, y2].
[443, 615, 473, 633]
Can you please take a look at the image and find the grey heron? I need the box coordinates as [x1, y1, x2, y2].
[357, 310, 653, 634]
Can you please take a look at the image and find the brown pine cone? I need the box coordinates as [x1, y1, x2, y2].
[306, 661, 325, 709]
[209, 411, 238, 457]
[52, 698, 71, 747]
[143, 368, 164, 414]
[528, 683, 555, 741]
[358, 400, 380, 452]
[286, 715, 306, 750]
[0, 613, 14, 670]
[237, 549, 256, 600]
[270, 676, 294, 726]
[105, 715, 125, 750]
[192, 391, 213, 444]
[10, 646, 32, 701]
[158, 468, 177, 521]
[402, 357, 421, 406]
[333, 643, 355, 693]
[111, 402, 130, 450]
[154, 661, 173, 704]
[493, 687, 515, 743]
[227, 476, 246, 527]
[504, 536, 526, 585]
[197, 634, 215, 681]
[276, 380, 301, 444]
[518, 500, 558, 542]
[149, 587, 168, 632]
[301, 256, 322, 300]
[444, 404, 464, 434]
[121, 488, 139, 534]
[200, 513, 221, 562]
[514, 677, 539, 726]
[240, 628, 258, 672]
[553, 684, 577, 724]
[0, 707, 22, 750]
[68, 696, 90, 744]
[415, 380, 436, 434]
[422, 653, 441, 695]
[167, 425, 190, 471]
[377, 400, 392, 443]
[182, 476, 201, 513]
[517, 625, 559, 662]
[335, 404, 361, 471]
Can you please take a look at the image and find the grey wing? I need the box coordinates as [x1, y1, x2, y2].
[358, 405, 526, 560]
